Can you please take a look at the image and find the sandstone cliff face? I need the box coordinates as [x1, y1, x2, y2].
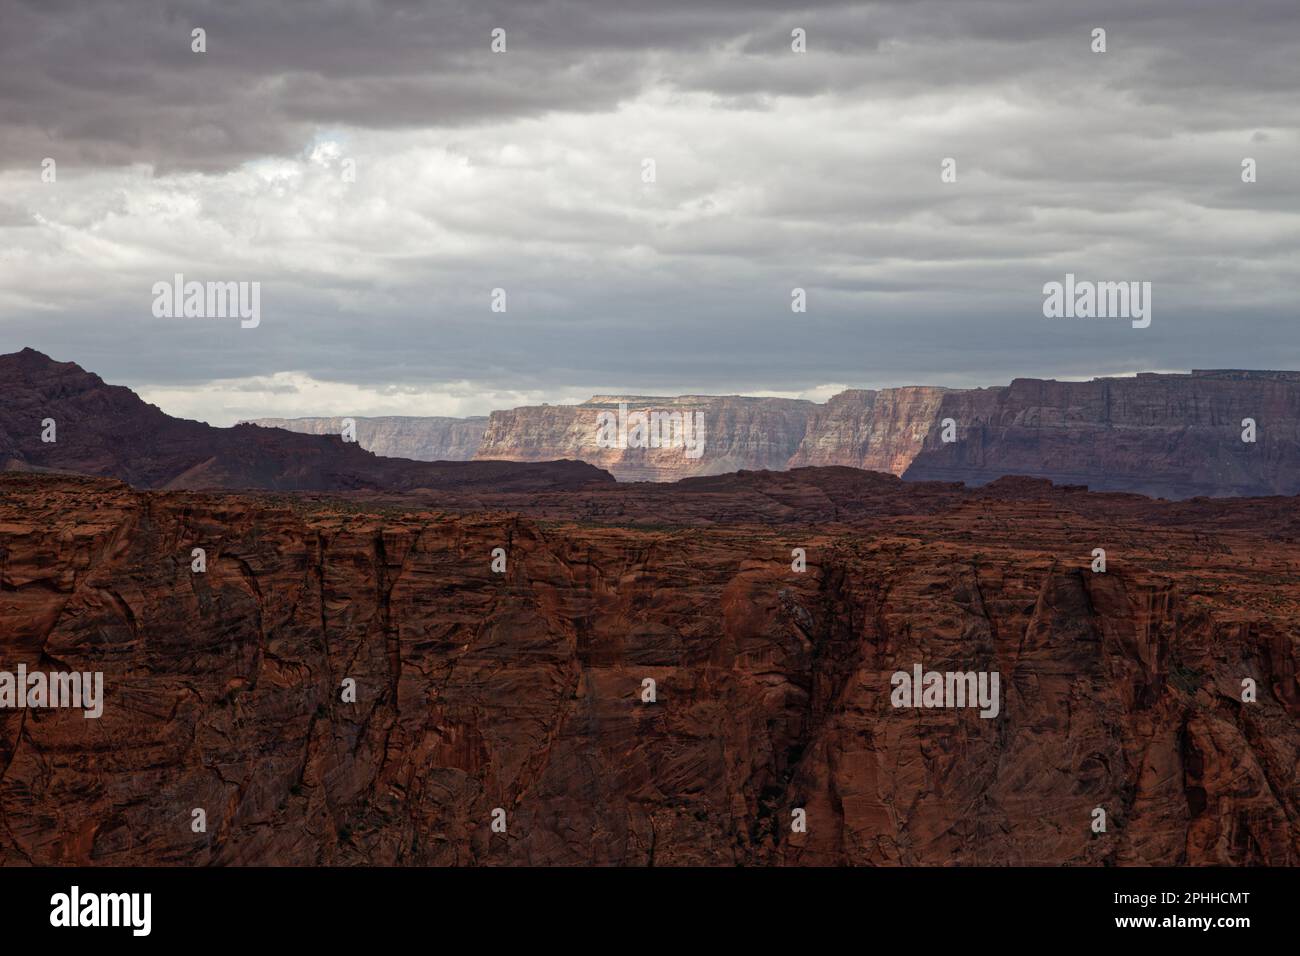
[475, 395, 815, 482]
[788, 386, 947, 474]
[1, 471, 1295, 866]
[470, 372, 1300, 496]
[905, 371, 1300, 498]
[246, 416, 487, 461]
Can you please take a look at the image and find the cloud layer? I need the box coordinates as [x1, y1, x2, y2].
[2, 0, 1298, 424]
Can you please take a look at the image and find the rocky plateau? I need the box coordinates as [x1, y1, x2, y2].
[0, 467, 1295, 865]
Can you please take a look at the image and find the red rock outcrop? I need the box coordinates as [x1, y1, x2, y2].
[1, 469, 1294, 866]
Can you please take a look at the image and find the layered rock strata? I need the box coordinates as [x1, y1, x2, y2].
[1, 470, 1294, 866]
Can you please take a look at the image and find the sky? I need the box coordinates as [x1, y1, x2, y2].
[1, 0, 1297, 425]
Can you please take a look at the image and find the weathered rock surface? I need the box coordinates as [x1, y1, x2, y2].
[0, 350, 609, 493]
[418, 371, 1300, 498]
[476, 395, 815, 482]
[1, 470, 1294, 866]
[247, 416, 488, 462]
[904, 371, 1300, 498]
[788, 386, 948, 474]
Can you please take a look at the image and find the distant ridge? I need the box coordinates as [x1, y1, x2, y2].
[247, 415, 488, 462]
[259, 371, 1300, 497]
[0, 349, 610, 492]
[13, 348, 1300, 498]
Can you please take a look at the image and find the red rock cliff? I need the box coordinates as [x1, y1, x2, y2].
[1, 471, 1294, 865]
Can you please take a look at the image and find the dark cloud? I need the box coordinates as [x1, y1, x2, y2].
[2, 0, 838, 170]
[0, 0, 1297, 422]
[4, 0, 1298, 170]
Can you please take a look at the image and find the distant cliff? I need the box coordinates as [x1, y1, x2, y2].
[0, 349, 609, 492]
[475, 395, 816, 482]
[473, 373, 1300, 497]
[903, 371, 1300, 498]
[12, 348, 1300, 498]
[247, 415, 487, 461]
[787, 386, 948, 474]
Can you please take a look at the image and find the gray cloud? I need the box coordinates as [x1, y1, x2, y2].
[5, 0, 1297, 170]
[0, 0, 1298, 423]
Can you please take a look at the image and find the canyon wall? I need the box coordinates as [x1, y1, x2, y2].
[476, 372, 1300, 496]
[904, 371, 1300, 498]
[247, 416, 488, 461]
[475, 395, 816, 482]
[787, 386, 948, 474]
[1, 471, 1295, 865]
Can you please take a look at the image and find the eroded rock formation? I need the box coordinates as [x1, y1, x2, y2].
[788, 386, 948, 474]
[290, 371, 1300, 498]
[1, 469, 1294, 865]
[475, 395, 816, 482]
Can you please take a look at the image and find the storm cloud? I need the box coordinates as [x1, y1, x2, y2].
[1, 0, 1297, 423]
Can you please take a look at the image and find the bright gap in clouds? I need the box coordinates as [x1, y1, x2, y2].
[136, 372, 593, 427]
